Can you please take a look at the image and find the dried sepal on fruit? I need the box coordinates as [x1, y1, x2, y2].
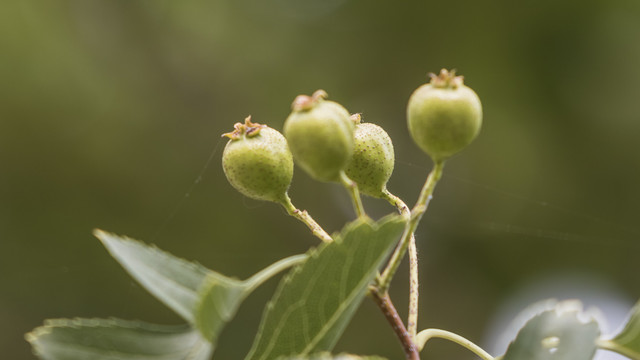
[222, 116, 293, 203]
[344, 114, 395, 198]
[407, 69, 482, 162]
[284, 90, 355, 182]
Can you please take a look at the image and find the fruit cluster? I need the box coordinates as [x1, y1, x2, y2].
[222, 69, 482, 217]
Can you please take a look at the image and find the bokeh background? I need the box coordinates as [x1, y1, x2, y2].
[2, 0, 640, 359]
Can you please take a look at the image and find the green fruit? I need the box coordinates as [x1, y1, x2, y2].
[222, 116, 293, 203]
[407, 69, 482, 161]
[284, 90, 354, 182]
[344, 114, 395, 198]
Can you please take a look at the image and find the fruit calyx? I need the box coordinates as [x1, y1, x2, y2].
[291, 89, 328, 112]
[350, 113, 363, 125]
[222, 116, 266, 140]
[429, 69, 464, 89]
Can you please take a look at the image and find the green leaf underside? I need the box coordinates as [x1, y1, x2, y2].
[277, 353, 386, 360]
[607, 300, 640, 359]
[93, 230, 306, 345]
[245, 215, 406, 360]
[502, 301, 600, 360]
[26, 318, 213, 360]
[193, 274, 246, 341]
[94, 230, 215, 324]
[194, 254, 308, 341]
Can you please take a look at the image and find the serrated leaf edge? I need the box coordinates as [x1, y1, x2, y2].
[94, 229, 216, 279]
[25, 317, 201, 359]
[94, 229, 221, 323]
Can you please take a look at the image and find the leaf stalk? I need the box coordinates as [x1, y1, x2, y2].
[377, 160, 444, 295]
[382, 190, 419, 339]
[415, 328, 493, 360]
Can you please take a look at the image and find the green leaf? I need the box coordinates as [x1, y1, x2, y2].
[94, 229, 212, 324]
[26, 318, 213, 360]
[93, 229, 306, 344]
[245, 215, 406, 360]
[194, 254, 308, 341]
[502, 300, 601, 360]
[277, 353, 387, 360]
[601, 300, 640, 360]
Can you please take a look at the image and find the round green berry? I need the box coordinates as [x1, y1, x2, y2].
[407, 69, 482, 162]
[344, 114, 395, 198]
[222, 117, 293, 203]
[284, 90, 354, 182]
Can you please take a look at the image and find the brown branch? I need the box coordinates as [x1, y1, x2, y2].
[369, 289, 420, 360]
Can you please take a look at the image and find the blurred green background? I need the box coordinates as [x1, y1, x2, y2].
[2, 0, 640, 359]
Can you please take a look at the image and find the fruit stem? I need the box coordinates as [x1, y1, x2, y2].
[280, 194, 333, 243]
[382, 190, 419, 340]
[415, 328, 493, 360]
[377, 160, 444, 295]
[339, 170, 366, 218]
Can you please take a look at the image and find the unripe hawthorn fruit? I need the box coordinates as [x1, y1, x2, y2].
[283, 90, 354, 182]
[407, 69, 482, 162]
[344, 114, 395, 198]
[222, 116, 293, 203]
